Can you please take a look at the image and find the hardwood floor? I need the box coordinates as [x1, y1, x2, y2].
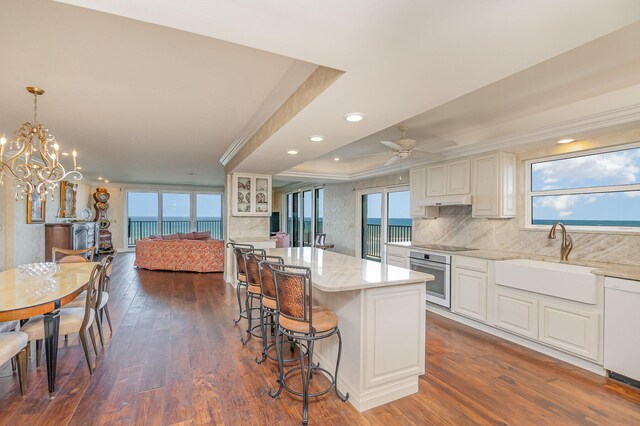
[1, 253, 639, 425]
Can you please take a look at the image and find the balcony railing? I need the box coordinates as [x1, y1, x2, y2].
[128, 219, 223, 246]
[362, 224, 412, 261]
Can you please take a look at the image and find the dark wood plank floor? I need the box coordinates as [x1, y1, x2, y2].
[1, 253, 639, 425]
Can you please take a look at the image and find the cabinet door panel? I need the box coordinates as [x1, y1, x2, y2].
[409, 168, 426, 216]
[472, 155, 498, 217]
[447, 160, 470, 195]
[539, 301, 600, 361]
[494, 288, 538, 339]
[452, 268, 487, 323]
[427, 165, 446, 197]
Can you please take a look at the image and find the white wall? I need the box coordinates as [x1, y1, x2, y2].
[2, 180, 92, 269]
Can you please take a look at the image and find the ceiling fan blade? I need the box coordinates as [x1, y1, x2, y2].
[384, 155, 400, 166]
[381, 140, 403, 150]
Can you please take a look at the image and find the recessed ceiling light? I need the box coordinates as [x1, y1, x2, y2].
[287, 150, 299, 155]
[97, 177, 103, 180]
[104, 180, 109, 183]
[334, 157, 340, 161]
[557, 138, 575, 144]
[62, 152, 69, 156]
[309, 135, 324, 142]
[344, 112, 365, 122]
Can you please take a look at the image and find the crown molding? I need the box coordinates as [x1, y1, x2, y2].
[440, 102, 640, 159]
[219, 61, 318, 166]
[277, 156, 428, 182]
[278, 102, 640, 182]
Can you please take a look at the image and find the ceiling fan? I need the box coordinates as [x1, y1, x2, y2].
[379, 126, 445, 166]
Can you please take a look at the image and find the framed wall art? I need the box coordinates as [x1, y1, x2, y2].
[59, 181, 78, 218]
[27, 191, 46, 224]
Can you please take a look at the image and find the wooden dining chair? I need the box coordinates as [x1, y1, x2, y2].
[52, 247, 96, 263]
[21, 263, 105, 375]
[0, 331, 29, 396]
[66, 253, 117, 346]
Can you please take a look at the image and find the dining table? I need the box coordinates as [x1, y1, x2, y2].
[0, 262, 97, 397]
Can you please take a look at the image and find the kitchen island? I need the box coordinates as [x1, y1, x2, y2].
[266, 247, 434, 411]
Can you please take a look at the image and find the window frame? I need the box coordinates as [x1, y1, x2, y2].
[524, 143, 640, 233]
[125, 189, 224, 248]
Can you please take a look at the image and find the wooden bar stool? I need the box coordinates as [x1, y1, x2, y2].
[268, 264, 349, 425]
[226, 241, 255, 325]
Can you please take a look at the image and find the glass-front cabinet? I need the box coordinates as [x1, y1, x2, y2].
[232, 173, 272, 216]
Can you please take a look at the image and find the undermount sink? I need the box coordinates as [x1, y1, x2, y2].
[495, 259, 599, 304]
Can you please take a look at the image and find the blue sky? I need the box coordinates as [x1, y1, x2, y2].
[365, 191, 410, 219]
[128, 192, 222, 218]
[532, 147, 640, 222]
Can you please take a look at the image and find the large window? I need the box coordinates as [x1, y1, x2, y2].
[127, 191, 223, 246]
[526, 145, 640, 230]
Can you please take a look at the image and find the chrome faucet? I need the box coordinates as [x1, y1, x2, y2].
[548, 222, 573, 261]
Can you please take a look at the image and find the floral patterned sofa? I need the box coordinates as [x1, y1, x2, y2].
[134, 232, 224, 273]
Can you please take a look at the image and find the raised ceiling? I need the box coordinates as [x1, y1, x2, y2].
[0, 0, 314, 186]
[288, 21, 640, 180]
[40, 0, 640, 185]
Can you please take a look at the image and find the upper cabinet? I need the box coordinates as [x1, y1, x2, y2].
[232, 173, 272, 216]
[472, 152, 516, 218]
[409, 168, 426, 216]
[426, 159, 470, 197]
[410, 167, 439, 218]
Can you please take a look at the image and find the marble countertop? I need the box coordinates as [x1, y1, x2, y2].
[386, 242, 640, 282]
[266, 247, 434, 292]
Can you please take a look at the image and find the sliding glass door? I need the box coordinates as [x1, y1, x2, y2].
[361, 192, 383, 261]
[387, 190, 412, 243]
[196, 194, 223, 238]
[127, 192, 159, 246]
[162, 193, 191, 234]
[285, 187, 324, 247]
[360, 187, 412, 262]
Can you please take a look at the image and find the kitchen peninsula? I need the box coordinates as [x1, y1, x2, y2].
[266, 247, 434, 411]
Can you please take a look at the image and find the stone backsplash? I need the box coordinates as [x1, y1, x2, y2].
[412, 206, 640, 266]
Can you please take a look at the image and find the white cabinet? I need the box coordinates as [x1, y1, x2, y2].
[451, 256, 490, 323]
[491, 277, 603, 363]
[409, 167, 426, 217]
[426, 159, 470, 197]
[493, 286, 539, 340]
[426, 165, 446, 197]
[409, 167, 439, 218]
[447, 160, 471, 195]
[472, 152, 516, 218]
[539, 300, 600, 362]
[231, 173, 272, 216]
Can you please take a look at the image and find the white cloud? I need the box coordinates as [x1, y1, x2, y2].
[558, 211, 573, 218]
[533, 148, 640, 189]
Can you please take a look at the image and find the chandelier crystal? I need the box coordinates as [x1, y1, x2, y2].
[0, 87, 82, 200]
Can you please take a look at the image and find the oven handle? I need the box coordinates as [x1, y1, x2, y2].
[410, 258, 447, 270]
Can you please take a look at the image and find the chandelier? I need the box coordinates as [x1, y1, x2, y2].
[0, 87, 82, 200]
